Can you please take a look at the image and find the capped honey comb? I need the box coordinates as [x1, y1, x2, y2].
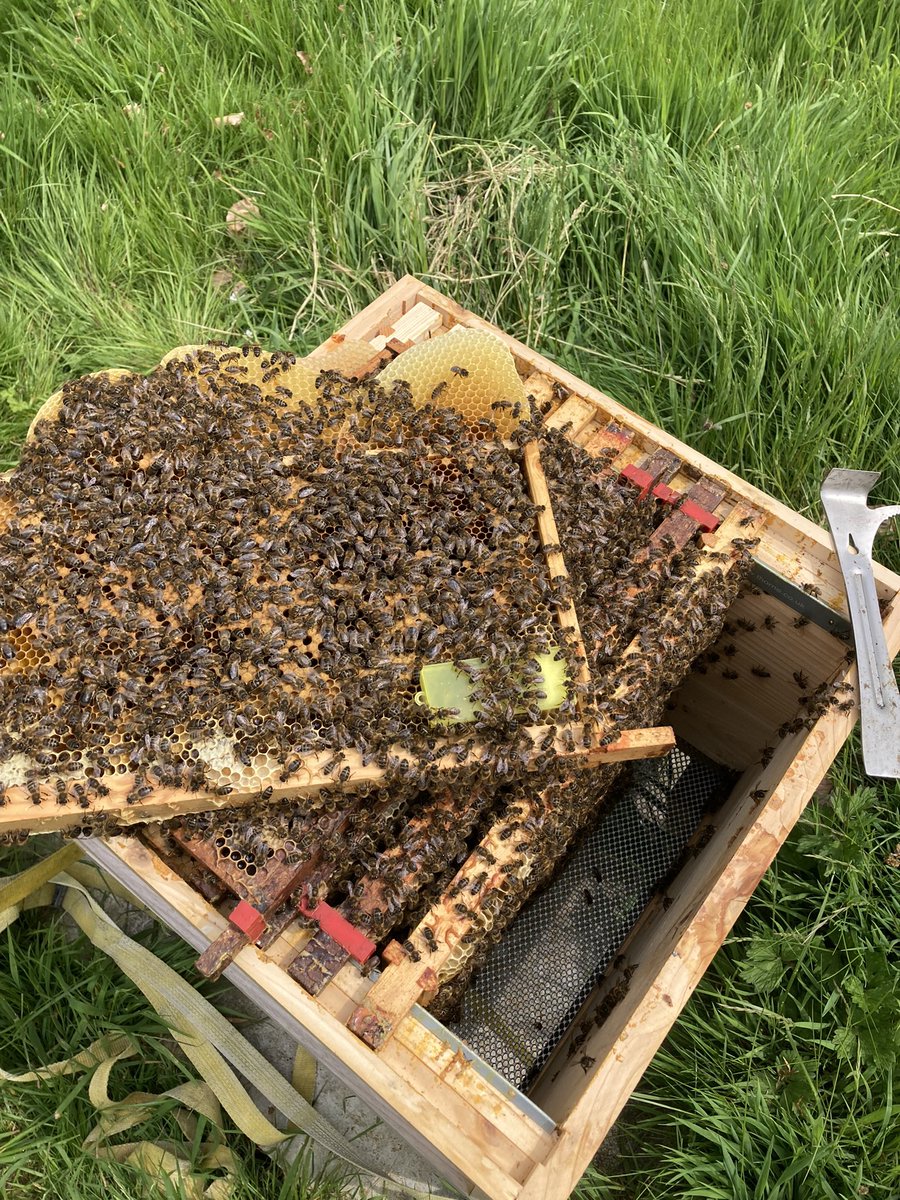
[308, 337, 380, 376]
[27, 336, 382, 441]
[376, 328, 527, 438]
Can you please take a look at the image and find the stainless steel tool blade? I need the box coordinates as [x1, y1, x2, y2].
[821, 469, 900, 778]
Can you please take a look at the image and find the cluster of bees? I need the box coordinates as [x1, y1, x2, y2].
[0, 351, 583, 809]
[0, 341, 750, 996]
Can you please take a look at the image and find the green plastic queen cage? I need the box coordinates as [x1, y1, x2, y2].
[415, 650, 568, 724]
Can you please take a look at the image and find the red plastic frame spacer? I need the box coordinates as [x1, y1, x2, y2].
[299, 897, 376, 963]
[620, 464, 656, 499]
[229, 899, 267, 941]
[679, 499, 721, 532]
[620, 464, 720, 531]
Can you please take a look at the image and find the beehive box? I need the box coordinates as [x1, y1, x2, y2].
[70, 276, 899, 1200]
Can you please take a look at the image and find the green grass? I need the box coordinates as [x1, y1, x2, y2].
[0, 0, 898, 1196]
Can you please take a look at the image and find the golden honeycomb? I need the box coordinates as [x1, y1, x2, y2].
[376, 328, 526, 438]
[0, 340, 581, 824]
[27, 369, 133, 441]
[156, 337, 377, 416]
[26, 337, 380, 443]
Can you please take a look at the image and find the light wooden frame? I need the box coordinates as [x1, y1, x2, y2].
[0, 295, 677, 835]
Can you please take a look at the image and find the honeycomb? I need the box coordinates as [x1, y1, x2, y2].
[0, 344, 589, 829]
[26, 369, 133, 441]
[159, 343, 321, 413]
[376, 328, 527, 438]
[308, 336, 379, 376]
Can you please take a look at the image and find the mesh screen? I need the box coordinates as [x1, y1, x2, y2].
[449, 744, 736, 1090]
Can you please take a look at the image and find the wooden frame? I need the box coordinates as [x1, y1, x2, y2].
[0, 311, 676, 836]
[68, 278, 900, 1198]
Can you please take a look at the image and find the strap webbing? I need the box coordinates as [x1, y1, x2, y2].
[0, 847, 458, 1199]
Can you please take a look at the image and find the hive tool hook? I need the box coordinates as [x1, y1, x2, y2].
[821, 469, 900, 778]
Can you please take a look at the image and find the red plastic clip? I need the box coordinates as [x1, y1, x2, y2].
[620, 464, 659, 499]
[619, 465, 720, 531]
[679, 499, 721, 531]
[299, 897, 376, 963]
[229, 899, 267, 941]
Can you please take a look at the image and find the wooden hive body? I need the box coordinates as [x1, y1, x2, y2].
[30, 277, 900, 1199]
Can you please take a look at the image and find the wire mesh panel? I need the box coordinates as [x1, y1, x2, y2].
[449, 745, 736, 1089]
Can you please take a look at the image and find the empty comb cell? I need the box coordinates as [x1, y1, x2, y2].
[417, 651, 568, 723]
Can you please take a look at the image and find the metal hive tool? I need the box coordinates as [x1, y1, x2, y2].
[821, 468, 900, 778]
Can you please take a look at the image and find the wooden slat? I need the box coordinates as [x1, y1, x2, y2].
[522, 371, 555, 408]
[579, 420, 635, 466]
[322, 276, 422, 346]
[649, 476, 728, 548]
[581, 725, 677, 766]
[640, 447, 682, 484]
[368, 301, 443, 351]
[543, 396, 599, 439]
[521, 441, 591, 695]
[579, 726, 673, 762]
[0, 718, 676, 835]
